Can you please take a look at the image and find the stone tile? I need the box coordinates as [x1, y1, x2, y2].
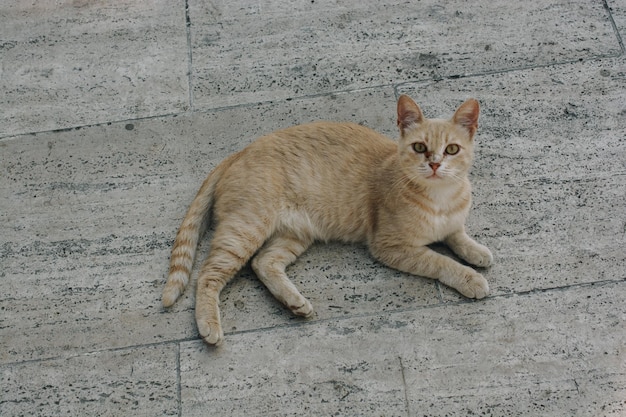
[0, 243, 196, 364]
[400, 282, 626, 416]
[0, 0, 189, 137]
[1, 88, 441, 363]
[398, 57, 626, 298]
[1, 122, 199, 363]
[475, 174, 626, 294]
[189, 0, 619, 108]
[0, 344, 178, 417]
[179, 325, 408, 417]
[180, 281, 626, 416]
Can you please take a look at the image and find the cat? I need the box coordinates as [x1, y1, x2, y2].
[162, 94, 493, 345]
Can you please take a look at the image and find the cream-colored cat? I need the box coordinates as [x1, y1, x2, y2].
[162, 95, 493, 345]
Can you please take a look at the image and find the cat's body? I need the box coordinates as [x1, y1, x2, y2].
[162, 95, 493, 345]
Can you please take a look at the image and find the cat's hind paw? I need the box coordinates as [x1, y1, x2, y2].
[197, 318, 224, 346]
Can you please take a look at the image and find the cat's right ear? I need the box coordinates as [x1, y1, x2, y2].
[397, 95, 424, 134]
[452, 98, 480, 138]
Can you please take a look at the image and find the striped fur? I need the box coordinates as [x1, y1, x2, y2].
[161, 153, 240, 308]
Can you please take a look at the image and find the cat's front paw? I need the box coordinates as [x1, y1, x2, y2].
[463, 244, 493, 268]
[456, 272, 489, 299]
[290, 298, 314, 318]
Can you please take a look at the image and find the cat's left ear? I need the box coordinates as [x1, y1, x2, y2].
[453, 99, 480, 138]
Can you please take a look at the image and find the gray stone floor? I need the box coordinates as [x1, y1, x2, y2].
[1, 1, 625, 416]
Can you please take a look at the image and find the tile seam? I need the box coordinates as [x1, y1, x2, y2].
[1, 54, 623, 142]
[604, 0, 626, 53]
[1, 276, 624, 368]
[184, 0, 194, 112]
[176, 342, 182, 417]
[399, 356, 412, 417]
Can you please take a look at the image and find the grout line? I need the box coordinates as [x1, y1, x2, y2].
[176, 342, 182, 417]
[223, 277, 626, 339]
[0, 111, 187, 142]
[0, 336, 198, 368]
[218, 276, 626, 340]
[398, 356, 412, 417]
[184, 0, 194, 112]
[604, 0, 626, 54]
[185, 83, 398, 116]
[1, 277, 624, 368]
[1, 53, 623, 142]
[186, 51, 623, 115]
[393, 54, 624, 97]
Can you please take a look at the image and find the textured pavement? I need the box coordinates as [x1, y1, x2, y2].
[1, 1, 625, 416]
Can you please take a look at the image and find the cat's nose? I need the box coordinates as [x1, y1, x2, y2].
[429, 162, 441, 172]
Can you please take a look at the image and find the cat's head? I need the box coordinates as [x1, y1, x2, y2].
[396, 95, 479, 187]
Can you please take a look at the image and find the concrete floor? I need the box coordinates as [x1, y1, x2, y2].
[1, 1, 625, 416]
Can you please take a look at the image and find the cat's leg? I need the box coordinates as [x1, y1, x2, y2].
[445, 230, 493, 267]
[195, 222, 268, 345]
[251, 233, 314, 317]
[370, 243, 489, 299]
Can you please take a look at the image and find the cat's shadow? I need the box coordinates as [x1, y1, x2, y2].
[209, 238, 479, 334]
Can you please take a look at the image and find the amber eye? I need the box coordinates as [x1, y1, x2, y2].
[413, 143, 427, 153]
[445, 144, 460, 155]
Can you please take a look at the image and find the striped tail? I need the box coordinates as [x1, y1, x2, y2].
[162, 155, 234, 307]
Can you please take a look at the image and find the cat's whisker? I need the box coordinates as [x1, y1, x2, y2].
[449, 172, 467, 185]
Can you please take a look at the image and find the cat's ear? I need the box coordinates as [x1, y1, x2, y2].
[397, 95, 424, 133]
[453, 99, 480, 138]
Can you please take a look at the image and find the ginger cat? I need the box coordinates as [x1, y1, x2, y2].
[162, 95, 493, 345]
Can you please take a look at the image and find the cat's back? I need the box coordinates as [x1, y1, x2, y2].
[226, 121, 396, 179]
[256, 121, 395, 158]
[213, 122, 396, 240]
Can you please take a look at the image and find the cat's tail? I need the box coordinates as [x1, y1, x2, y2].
[162, 154, 237, 308]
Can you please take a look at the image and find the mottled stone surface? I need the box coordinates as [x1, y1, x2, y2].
[1, 0, 625, 416]
[189, 0, 619, 108]
[180, 282, 625, 416]
[0, 345, 179, 416]
[610, 0, 626, 40]
[0, 0, 189, 137]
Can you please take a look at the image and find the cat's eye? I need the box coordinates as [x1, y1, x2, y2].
[445, 144, 460, 155]
[413, 143, 427, 153]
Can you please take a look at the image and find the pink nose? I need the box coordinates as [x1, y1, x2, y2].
[429, 162, 441, 172]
